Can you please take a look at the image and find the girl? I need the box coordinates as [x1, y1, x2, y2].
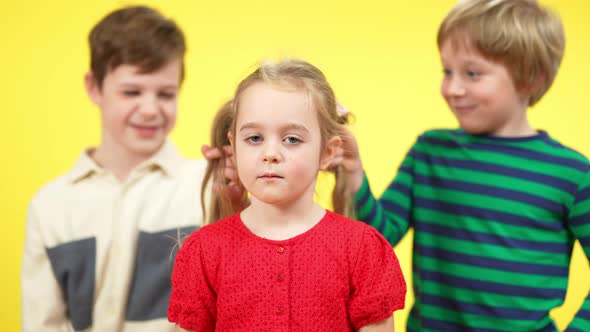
[168, 59, 406, 331]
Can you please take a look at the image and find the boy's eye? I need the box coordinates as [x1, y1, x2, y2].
[246, 135, 263, 144]
[123, 90, 140, 96]
[159, 92, 176, 100]
[443, 68, 452, 76]
[466, 70, 480, 78]
[283, 136, 301, 144]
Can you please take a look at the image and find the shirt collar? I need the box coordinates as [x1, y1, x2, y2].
[67, 140, 184, 183]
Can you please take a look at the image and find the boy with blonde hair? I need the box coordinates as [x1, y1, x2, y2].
[21, 6, 206, 331]
[339, 0, 590, 330]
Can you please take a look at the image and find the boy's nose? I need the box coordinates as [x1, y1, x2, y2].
[446, 77, 466, 96]
[138, 95, 159, 116]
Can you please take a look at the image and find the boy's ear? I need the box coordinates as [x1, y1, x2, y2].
[84, 72, 101, 105]
[320, 136, 342, 171]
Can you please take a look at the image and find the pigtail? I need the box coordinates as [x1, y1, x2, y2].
[200, 100, 247, 225]
[332, 110, 356, 219]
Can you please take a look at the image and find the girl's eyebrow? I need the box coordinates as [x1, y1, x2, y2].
[239, 122, 310, 134]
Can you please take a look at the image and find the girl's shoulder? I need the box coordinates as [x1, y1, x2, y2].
[324, 211, 390, 248]
[326, 211, 380, 235]
[181, 213, 242, 250]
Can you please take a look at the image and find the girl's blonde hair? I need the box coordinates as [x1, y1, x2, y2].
[200, 100, 248, 225]
[438, 0, 565, 106]
[203, 59, 355, 223]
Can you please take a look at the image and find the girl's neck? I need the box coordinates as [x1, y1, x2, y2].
[240, 198, 326, 241]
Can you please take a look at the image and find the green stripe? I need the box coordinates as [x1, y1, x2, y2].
[420, 303, 554, 331]
[415, 185, 557, 220]
[415, 207, 569, 244]
[571, 223, 590, 238]
[567, 318, 590, 331]
[416, 254, 569, 288]
[424, 130, 587, 163]
[414, 160, 570, 205]
[415, 232, 570, 268]
[571, 198, 590, 218]
[420, 279, 564, 309]
[415, 142, 586, 182]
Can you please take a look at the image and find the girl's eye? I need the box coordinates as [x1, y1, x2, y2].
[467, 70, 480, 78]
[284, 136, 301, 144]
[247, 135, 262, 143]
[443, 68, 452, 76]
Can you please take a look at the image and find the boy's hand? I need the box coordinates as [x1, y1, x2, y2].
[330, 129, 364, 195]
[201, 145, 247, 210]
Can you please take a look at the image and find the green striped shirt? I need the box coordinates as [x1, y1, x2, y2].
[354, 129, 590, 332]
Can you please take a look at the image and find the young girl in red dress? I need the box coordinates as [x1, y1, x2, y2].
[168, 59, 406, 331]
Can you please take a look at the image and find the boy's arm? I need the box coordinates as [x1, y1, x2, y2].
[565, 171, 590, 332]
[340, 129, 414, 246]
[21, 203, 71, 332]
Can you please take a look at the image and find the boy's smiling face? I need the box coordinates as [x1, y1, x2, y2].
[439, 39, 534, 137]
[86, 57, 181, 158]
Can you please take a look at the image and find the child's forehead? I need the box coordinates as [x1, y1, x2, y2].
[104, 60, 182, 86]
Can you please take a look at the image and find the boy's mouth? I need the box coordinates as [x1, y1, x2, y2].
[130, 124, 161, 137]
[453, 105, 477, 114]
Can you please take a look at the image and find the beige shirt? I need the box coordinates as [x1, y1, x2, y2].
[22, 141, 207, 332]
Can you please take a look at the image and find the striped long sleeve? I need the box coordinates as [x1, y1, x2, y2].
[565, 172, 590, 331]
[354, 129, 590, 332]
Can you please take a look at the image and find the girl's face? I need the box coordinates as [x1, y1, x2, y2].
[231, 82, 337, 208]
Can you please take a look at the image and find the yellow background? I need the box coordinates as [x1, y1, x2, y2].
[1, 0, 588, 330]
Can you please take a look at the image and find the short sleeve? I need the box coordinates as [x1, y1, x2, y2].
[348, 226, 407, 330]
[168, 231, 217, 331]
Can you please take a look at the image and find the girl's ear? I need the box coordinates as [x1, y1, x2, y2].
[227, 131, 234, 148]
[319, 136, 342, 171]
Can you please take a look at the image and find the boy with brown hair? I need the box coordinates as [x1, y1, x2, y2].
[21, 6, 206, 331]
[337, 0, 590, 330]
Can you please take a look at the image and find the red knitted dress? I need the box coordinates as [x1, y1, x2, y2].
[168, 210, 406, 331]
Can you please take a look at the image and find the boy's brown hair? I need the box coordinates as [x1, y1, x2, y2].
[438, 0, 565, 106]
[89, 5, 186, 88]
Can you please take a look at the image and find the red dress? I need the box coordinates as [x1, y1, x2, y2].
[168, 210, 406, 331]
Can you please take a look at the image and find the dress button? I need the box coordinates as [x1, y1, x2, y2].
[276, 274, 284, 282]
[276, 307, 285, 315]
[277, 246, 285, 253]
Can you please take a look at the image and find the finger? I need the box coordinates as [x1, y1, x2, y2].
[223, 167, 239, 182]
[202, 145, 223, 160]
[222, 145, 234, 155]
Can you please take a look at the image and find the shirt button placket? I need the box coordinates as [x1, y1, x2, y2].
[272, 245, 289, 328]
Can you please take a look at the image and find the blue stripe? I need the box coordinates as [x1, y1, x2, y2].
[386, 180, 411, 197]
[416, 222, 571, 255]
[412, 151, 577, 193]
[421, 294, 548, 321]
[356, 185, 372, 209]
[415, 198, 564, 232]
[399, 164, 413, 175]
[418, 317, 509, 332]
[575, 186, 590, 204]
[577, 309, 590, 321]
[381, 198, 410, 221]
[570, 212, 590, 228]
[414, 175, 564, 215]
[421, 136, 590, 172]
[417, 269, 567, 299]
[417, 244, 569, 276]
[579, 236, 590, 246]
